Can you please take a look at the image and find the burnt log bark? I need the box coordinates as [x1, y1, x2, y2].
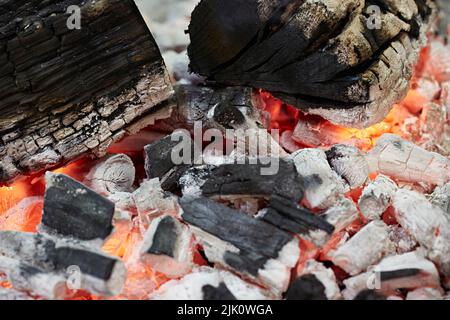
[187, 0, 437, 128]
[0, 0, 174, 184]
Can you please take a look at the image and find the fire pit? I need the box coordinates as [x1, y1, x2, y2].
[1, 0, 450, 301]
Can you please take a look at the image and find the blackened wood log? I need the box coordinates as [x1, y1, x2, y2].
[0, 0, 174, 184]
[188, 0, 437, 128]
[42, 173, 115, 241]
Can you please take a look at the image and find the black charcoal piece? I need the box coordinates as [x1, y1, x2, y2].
[285, 275, 328, 300]
[42, 173, 114, 241]
[146, 216, 178, 258]
[202, 282, 237, 300]
[180, 196, 293, 276]
[354, 290, 386, 301]
[144, 132, 200, 181]
[380, 269, 422, 281]
[197, 160, 304, 201]
[262, 195, 335, 235]
[53, 247, 117, 281]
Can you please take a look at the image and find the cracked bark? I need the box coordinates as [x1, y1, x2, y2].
[187, 0, 437, 128]
[0, 0, 174, 184]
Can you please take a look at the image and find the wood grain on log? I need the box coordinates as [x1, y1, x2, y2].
[0, 0, 174, 184]
[188, 0, 437, 128]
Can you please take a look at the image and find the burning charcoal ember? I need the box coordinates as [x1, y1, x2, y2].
[0, 231, 126, 299]
[41, 173, 115, 242]
[393, 189, 450, 277]
[419, 102, 447, 152]
[299, 260, 341, 300]
[326, 145, 370, 189]
[180, 196, 299, 293]
[183, 160, 304, 202]
[430, 181, 450, 215]
[353, 290, 386, 300]
[0, 287, 32, 300]
[388, 225, 418, 254]
[260, 195, 334, 239]
[285, 275, 327, 301]
[83, 154, 136, 195]
[306, 198, 359, 247]
[144, 131, 201, 181]
[149, 267, 271, 300]
[402, 78, 441, 113]
[422, 40, 450, 82]
[140, 216, 193, 278]
[406, 288, 443, 300]
[0, 196, 43, 232]
[440, 82, 450, 114]
[330, 221, 395, 276]
[187, 0, 436, 129]
[132, 179, 179, 223]
[291, 149, 348, 209]
[358, 175, 398, 221]
[366, 134, 450, 186]
[0, 0, 174, 184]
[280, 131, 301, 153]
[292, 117, 360, 148]
[342, 251, 441, 300]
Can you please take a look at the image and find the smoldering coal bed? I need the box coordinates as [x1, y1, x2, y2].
[1, 0, 450, 301]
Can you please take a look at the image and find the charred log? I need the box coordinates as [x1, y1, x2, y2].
[0, 0, 174, 184]
[187, 0, 436, 128]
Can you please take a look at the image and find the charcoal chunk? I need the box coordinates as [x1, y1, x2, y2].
[285, 275, 328, 300]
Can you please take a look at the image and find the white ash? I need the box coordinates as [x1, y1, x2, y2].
[107, 192, 136, 213]
[0, 287, 33, 300]
[388, 225, 418, 254]
[299, 260, 342, 300]
[406, 288, 443, 300]
[331, 221, 395, 276]
[342, 251, 441, 300]
[429, 181, 450, 215]
[291, 148, 348, 209]
[366, 134, 450, 186]
[149, 267, 273, 300]
[83, 154, 136, 195]
[393, 189, 450, 276]
[305, 197, 359, 247]
[358, 175, 398, 221]
[327, 144, 370, 188]
[132, 178, 179, 221]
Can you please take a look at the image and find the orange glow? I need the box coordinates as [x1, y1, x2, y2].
[0, 182, 32, 215]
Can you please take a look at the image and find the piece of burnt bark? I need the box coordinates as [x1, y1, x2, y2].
[179, 196, 299, 293]
[187, 0, 436, 128]
[0, 0, 174, 184]
[260, 195, 334, 237]
[41, 173, 114, 241]
[140, 215, 193, 278]
[181, 159, 305, 202]
[285, 275, 328, 301]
